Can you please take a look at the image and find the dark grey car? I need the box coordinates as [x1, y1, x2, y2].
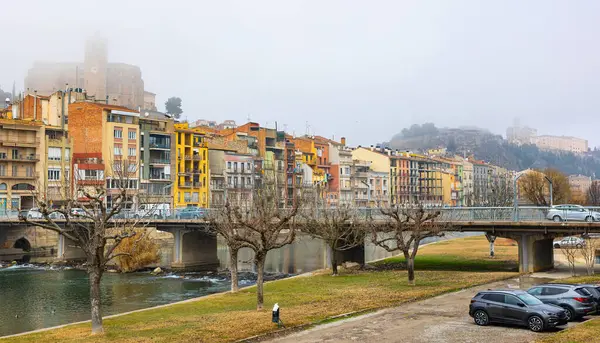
[527, 284, 595, 321]
[469, 290, 567, 332]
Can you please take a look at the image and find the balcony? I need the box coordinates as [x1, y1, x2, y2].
[179, 182, 192, 188]
[149, 143, 170, 150]
[211, 183, 225, 191]
[180, 155, 202, 161]
[1, 137, 40, 147]
[149, 159, 170, 165]
[149, 173, 171, 181]
[0, 171, 38, 180]
[353, 171, 369, 178]
[0, 154, 39, 162]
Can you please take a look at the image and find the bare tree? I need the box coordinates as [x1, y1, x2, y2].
[561, 244, 579, 277]
[580, 236, 599, 276]
[302, 202, 364, 276]
[370, 203, 446, 285]
[20, 158, 149, 334]
[588, 181, 600, 206]
[224, 178, 302, 310]
[206, 202, 249, 292]
[520, 168, 571, 206]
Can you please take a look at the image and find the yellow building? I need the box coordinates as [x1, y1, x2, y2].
[174, 123, 209, 208]
[441, 171, 454, 206]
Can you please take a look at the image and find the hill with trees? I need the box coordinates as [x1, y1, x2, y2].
[383, 123, 600, 177]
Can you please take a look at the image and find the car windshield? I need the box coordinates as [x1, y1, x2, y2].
[517, 293, 543, 305]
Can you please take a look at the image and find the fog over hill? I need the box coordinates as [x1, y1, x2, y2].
[383, 123, 600, 178]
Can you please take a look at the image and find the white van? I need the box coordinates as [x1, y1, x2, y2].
[134, 203, 171, 219]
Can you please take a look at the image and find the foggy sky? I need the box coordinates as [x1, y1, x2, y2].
[1, 1, 599, 147]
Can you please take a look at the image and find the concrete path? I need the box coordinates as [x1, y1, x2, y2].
[268, 276, 579, 343]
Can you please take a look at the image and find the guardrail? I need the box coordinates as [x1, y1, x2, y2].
[3, 206, 600, 223]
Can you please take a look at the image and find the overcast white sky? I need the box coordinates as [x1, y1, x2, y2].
[1, 1, 599, 147]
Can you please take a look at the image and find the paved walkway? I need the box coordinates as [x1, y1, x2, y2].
[268, 276, 576, 343]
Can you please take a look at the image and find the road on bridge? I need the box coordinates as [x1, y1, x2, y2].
[266, 277, 581, 343]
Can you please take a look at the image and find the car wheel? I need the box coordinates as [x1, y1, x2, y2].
[576, 244, 583, 249]
[193, 215, 199, 219]
[553, 215, 562, 222]
[134, 214, 140, 219]
[154, 214, 160, 219]
[473, 310, 489, 326]
[562, 307, 574, 321]
[554, 243, 560, 248]
[586, 216, 594, 223]
[528, 315, 544, 332]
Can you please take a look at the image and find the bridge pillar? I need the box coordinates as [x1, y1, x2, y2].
[56, 234, 86, 261]
[512, 234, 555, 273]
[171, 229, 219, 271]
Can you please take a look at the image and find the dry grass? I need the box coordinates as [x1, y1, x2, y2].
[4, 235, 519, 343]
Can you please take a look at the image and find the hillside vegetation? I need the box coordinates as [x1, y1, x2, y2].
[384, 123, 600, 177]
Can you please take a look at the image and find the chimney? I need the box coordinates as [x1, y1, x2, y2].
[341, 137, 346, 146]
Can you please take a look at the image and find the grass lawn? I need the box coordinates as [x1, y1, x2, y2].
[536, 274, 600, 343]
[4, 235, 518, 343]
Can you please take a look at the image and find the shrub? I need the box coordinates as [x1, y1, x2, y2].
[113, 229, 161, 272]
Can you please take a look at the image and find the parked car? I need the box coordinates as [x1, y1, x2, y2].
[469, 289, 568, 332]
[48, 211, 66, 220]
[578, 284, 600, 312]
[19, 208, 43, 219]
[70, 208, 86, 217]
[527, 284, 596, 321]
[553, 236, 585, 249]
[134, 203, 171, 219]
[547, 204, 600, 222]
[175, 207, 205, 219]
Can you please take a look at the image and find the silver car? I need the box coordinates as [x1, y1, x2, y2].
[527, 284, 596, 321]
[546, 204, 600, 222]
[553, 236, 585, 249]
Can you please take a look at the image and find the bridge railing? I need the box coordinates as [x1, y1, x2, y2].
[4, 206, 600, 223]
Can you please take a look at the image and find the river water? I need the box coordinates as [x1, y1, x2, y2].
[0, 232, 480, 337]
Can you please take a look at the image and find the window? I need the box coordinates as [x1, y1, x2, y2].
[128, 164, 137, 173]
[227, 162, 232, 170]
[48, 147, 61, 161]
[0, 165, 5, 176]
[0, 183, 6, 190]
[542, 287, 567, 296]
[12, 149, 18, 159]
[247, 177, 251, 186]
[247, 162, 251, 171]
[48, 168, 61, 181]
[114, 146, 122, 156]
[65, 148, 71, 161]
[85, 170, 98, 178]
[227, 176, 232, 186]
[128, 147, 136, 157]
[234, 162, 238, 172]
[26, 166, 34, 177]
[128, 130, 137, 140]
[505, 295, 524, 306]
[482, 293, 505, 303]
[12, 165, 18, 176]
[114, 129, 123, 139]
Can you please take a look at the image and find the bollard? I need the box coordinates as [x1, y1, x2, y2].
[272, 303, 285, 328]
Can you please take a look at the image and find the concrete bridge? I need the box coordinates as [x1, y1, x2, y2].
[1, 206, 599, 273]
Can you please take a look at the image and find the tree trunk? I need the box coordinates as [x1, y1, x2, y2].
[407, 256, 415, 286]
[331, 254, 338, 276]
[89, 267, 104, 334]
[230, 248, 240, 292]
[255, 252, 266, 310]
[402, 250, 415, 286]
